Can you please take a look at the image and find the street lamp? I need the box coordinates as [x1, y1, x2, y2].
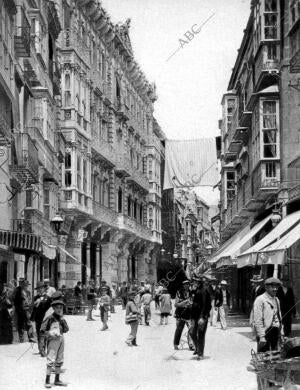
[271, 209, 281, 227]
[51, 213, 64, 234]
[205, 243, 213, 256]
[51, 213, 64, 289]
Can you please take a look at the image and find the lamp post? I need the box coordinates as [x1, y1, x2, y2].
[270, 208, 282, 277]
[51, 213, 64, 289]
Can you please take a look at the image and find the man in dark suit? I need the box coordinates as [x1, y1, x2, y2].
[189, 275, 211, 360]
[277, 278, 296, 337]
[13, 278, 34, 343]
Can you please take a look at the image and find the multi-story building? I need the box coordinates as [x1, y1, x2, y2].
[216, 0, 300, 311]
[0, 0, 164, 290]
[0, 0, 63, 293]
[161, 188, 216, 274]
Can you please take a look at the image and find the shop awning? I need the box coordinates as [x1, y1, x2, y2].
[256, 222, 300, 266]
[237, 211, 300, 268]
[59, 246, 79, 264]
[208, 224, 250, 265]
[215, 215, 272, 269]
[42, 242, 57, 260]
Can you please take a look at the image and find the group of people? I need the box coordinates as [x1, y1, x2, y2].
[0, 277, 69, 387]
[173, 274, 231, 359]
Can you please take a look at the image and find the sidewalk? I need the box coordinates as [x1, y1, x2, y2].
[0, 304, 257, 390]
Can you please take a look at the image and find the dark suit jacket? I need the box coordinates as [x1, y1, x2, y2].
[277, 286, 296, 318]
[191, 287, 211, 320]
[215, 288, 231, 307]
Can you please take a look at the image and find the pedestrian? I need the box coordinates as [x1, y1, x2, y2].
[125, 290, 139, 346]
[40, 297, 69, 388]
[207, 278, 218, 327]
[44, 279, 56, 298]
[0, 282, 13, 344]
[86, 279, 97, 321]
[253, 277, 283, 353]
[159, 288, 172, 325]
[13, 278, 35, 343]
[173, 280, 193, 350]
[215, 280, 231, 330]
[189, 275, 211, 360]
[140, 287, 152, 325]
[99, 286, 111, 331]
[277, 278, 296, 337]
[249, 275, 265, 340]
[154, 283, 163, 310]
[110, 284, 117, 314]
[120, 281, 128, 310]
[30, 281, 52, 355]
[74, 281, 82, 314]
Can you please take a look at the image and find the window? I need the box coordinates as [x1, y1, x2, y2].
[116, 78, 121, 99]
[83, 160, 87, 193]
[266, 42, 277, 60]
[64, 152, 72, 187]
[226, 171, 236, 201]
[262, 101, 277, 129]
[118, 187, 123, 213]
[43, 189, 50, 220]
[140, 204, 143, 223]
[264, 0, 278, 40]
[226, 99, 235, 133]
[133, 199, 137, 219]
[77, 156, 81, 190]
[127, 195, 132, 216]
[263, 130, 277, 158]
[103, 179, 109, 207]
[26, 190, 33, 207]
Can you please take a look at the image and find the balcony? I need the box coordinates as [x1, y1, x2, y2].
[92, 201, 119, 229]
[92, 138, 115, 167]
[0, 229, 41, 253]
[252, 161, 280, 200]
[90, 70, 104, 96]
[114, 97, 129, 121]
[14, 6, 30, 57]
[254, 45, 280, 89]
[11, 133, 39, 185]
[127, 169, 149, 192]
[118, 215, 152, 242]
[0, 112, 11, 144]
[115, 154, 131, 177]
[61, 28, 90, 66]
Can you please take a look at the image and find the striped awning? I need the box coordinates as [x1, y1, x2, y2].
[0, 229, 41, 252]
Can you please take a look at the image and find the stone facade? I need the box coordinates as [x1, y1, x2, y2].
[0, 0, 164, 291]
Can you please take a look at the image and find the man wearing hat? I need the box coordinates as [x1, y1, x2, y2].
[251, 275, 265, 304]
[86, 279, 97, 321]
[40, 296, 69, 387]
[215, 280, 231, 330]
[253, 277, 283, 352]
[189, 274, 211, 359]
[31, 282, 52, 354]
[44, 279, 56, 298]
[13, 278, 34, 343]
[173, 280, 192, 350]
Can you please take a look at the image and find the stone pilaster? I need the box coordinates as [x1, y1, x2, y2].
[86, 242, 91, 280]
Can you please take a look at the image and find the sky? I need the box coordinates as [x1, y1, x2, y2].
[102, 0, 251, 204]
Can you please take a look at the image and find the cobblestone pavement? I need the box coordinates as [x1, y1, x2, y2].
[0, 304, 257, 390]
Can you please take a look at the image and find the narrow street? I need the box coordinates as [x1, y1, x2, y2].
[0, 304, 257, 390]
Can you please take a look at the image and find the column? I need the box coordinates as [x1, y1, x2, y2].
[86, 242, 91, 280]
[137, 253, 145, 281]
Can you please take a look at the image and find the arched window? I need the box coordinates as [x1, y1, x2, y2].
[118, 187, 123, 213]
[65, 73, 70, 89]
[116, 78, 121, 99]
[133, 199, 137, 219]
[127, 195, 132, 216]
[140, 203, 143, 224]
[75, 95, 79, 112]
[103, 179, 109, 207]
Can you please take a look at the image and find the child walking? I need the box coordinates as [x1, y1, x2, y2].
[99, 286, 111, 331]
[159, 288, 172, 325]
[40, 297, 69, 388]
[125, 290, 139, 346]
